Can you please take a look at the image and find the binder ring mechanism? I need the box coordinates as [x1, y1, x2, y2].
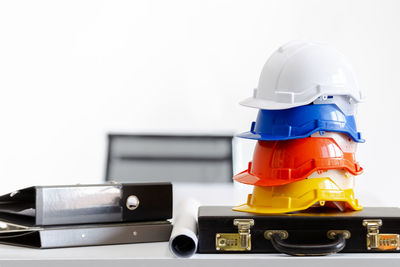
[126, 195, 140, 210]
[0, 221, 42, 239]
[264, 230, 350, 256]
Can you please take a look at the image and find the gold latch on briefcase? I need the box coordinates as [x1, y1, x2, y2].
[216, 219, 254, 251]
[363, 219, 400, 251]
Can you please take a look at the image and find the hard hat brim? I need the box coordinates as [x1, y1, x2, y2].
[232, 178, 362, 214]
[233, 169, 306, 186]
[233, 138, 364, 186]
[237, 129, 365, 143]
[234, 166, 363, 187]
[236, 104, 365, 143]
[240, 97, 301, 110]
[240, 93, 365, 110]
[232, 196, 362, 214]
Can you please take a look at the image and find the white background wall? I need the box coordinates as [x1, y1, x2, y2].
[0, 0, 399, 206]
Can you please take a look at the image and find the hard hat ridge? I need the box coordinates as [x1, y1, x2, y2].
[240, 41, 364, 110]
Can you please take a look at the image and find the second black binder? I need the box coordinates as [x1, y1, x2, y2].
[0, 182, 172, 226]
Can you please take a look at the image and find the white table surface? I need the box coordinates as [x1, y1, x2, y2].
[0, 183, 399, 266]
[0, 242, 400, 267]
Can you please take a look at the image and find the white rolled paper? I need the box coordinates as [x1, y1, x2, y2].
[169, 198, 200, 258]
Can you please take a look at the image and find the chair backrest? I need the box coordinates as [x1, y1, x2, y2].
[105, 134, 234, 183]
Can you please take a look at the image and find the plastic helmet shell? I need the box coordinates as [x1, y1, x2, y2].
[240, 41, 364, 110]
[232, 176, 362, 214]
[237, 104, 364, 143]
[233, 138, 363, 186]
[307, 169, 355, 189]
[311, 131, 357, 153]
[313, 95, 357, 116]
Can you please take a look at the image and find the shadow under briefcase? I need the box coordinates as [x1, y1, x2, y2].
[197, 206, 400, 256]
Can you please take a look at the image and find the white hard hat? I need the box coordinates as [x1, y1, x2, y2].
[307, 169, 355, 190]
[310, 131, 358, 153]
[241, 41, 364, 110]
[313, 95, 357, 116]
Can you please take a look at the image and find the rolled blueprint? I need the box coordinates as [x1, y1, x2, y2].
[169, 198, 200, 258]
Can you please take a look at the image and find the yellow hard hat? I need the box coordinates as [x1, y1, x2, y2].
[233, 171, 361, 214]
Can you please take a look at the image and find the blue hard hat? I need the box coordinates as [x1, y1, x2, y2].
[237, 104, 364, 142]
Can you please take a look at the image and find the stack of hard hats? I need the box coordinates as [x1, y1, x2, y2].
[233, 41, 365, 214]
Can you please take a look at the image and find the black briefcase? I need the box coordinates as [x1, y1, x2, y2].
[197, 206, 400, 256]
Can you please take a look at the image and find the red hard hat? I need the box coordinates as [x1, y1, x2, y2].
[233, 137, 363, 186]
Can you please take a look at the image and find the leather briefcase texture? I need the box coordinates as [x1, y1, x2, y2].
[197, 206, 400, 256]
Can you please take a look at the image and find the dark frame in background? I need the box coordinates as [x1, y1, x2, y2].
[105, 134, 234, 183]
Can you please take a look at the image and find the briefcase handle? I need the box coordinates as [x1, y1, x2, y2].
[268, 232, 347, 256]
